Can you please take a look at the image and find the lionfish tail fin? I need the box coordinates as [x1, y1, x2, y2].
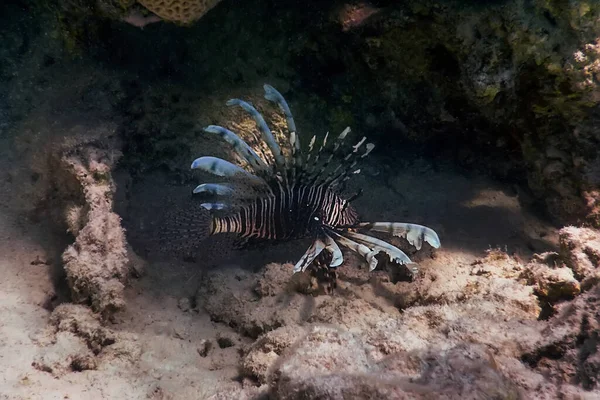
[154, 197, 214, 258]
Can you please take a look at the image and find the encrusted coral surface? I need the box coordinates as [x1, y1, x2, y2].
[137, 0, 222, 24]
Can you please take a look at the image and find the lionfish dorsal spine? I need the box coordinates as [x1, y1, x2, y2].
[302, 127, 352, 186]
[226, 98, 287, 175]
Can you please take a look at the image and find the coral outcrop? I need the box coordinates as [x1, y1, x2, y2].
[59, 138, 132, 315]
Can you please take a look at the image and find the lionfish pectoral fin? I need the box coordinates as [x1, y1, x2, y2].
[263, 84, 302, 178]
[323, 233, 343, 268]
[293, 238, 327, 273]
[341, 231, 413, 271]
[191, 156, 263, 182]
[200, 202, 228, 211]
[226, 98, 286, 172]
[192, 183, 234, 196]
[329, 232, 379, 271]
[357, 222, 441, 250]
[406, 263, 420, 275]
[203, 125, 270, 173]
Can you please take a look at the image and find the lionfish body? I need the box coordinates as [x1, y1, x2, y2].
[186, 85, 441, 273]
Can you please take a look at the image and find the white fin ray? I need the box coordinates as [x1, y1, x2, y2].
[343, 231, 413, 267]
[203, 125, 269, 172]
[263, 84, 298, 136]
[191, 156, 263, 182]
[293, 238, 326, 273]
[358, 222, 441, 250]
[323, 233, 344, 268]
[200, 202, 228, 211]
[192, 183, 234, 196]
[330, 231, 379, 271]
[263, 85, 303, 180]
[226, 98, 286, 171]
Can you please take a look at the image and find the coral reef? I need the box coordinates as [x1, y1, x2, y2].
[344, 0, 600, 226]
[136, 0, 222, 25]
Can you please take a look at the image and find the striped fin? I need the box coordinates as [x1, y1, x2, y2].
[293, 238, 326, 273]
[358, 222, 441, 250]
[343, 231, 413, 267]
[325, 137, 375, 187]
[323, 233, 343, 268]
[330, 232, 379, 271]
[226, 98, 286, 172]
[192, 183, 234, 196]
[306, 127, 353, 185]
[301, 132, 328, 181]
[203, 125, 270, 172]
[322, 127, 351, 169]
[306, 135, 317, 160]
[191, 156, 262, 181]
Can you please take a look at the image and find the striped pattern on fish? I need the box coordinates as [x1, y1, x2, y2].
[167, 84, 441, 274]
[211, 181, 358, 241]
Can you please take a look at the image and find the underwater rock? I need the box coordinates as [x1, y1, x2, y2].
[269, 327, 522, 400]
[241, 325, 306, 384]
[521, 254, 581, 303]
[32, 331, 97, 377]
[49, 304, 118, 353]
[523, 283, 600, 391]
[32, 304, 140, 377]
[559, 226, 600, 289]
[196, 263, 310, 339]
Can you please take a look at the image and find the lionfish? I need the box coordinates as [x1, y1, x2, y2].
[167, 85, 441, 277]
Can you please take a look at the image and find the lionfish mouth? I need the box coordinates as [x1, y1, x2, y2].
[188, 84, 441, 276]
